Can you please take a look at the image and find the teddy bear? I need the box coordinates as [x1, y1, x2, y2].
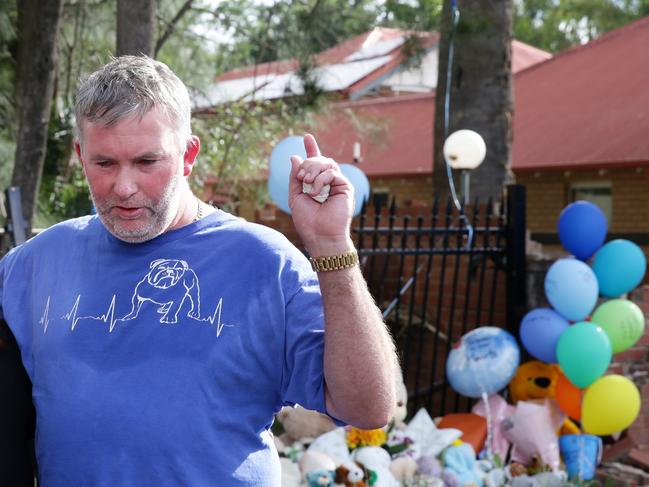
[276, 405, 336, 443]
[334, 461, 371, 487]
[508, 361, 580, 436]
[306, 469, 335, 487]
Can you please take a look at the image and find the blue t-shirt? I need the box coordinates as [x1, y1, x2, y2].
[0, 211, 329, 486]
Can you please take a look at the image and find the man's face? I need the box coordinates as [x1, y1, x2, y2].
[76, 108, 198, 243]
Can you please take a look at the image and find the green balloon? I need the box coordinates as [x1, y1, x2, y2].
[591, 299, 645, 353]
[557, 322, 612, 388]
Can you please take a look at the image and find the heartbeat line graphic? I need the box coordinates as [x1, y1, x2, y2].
[200, 298, 233, 337]
[62, 295, 120, 333]
[48, 295, 232, 337]
[39, 297, 51, 333]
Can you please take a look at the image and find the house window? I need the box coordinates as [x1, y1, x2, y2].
[371, 188, 390, 210]
[571, 182, 612, 224]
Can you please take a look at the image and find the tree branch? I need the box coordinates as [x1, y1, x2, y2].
[154, 0, 194, 57]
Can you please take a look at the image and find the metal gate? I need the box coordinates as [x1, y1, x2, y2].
[354, 184, 526, 418]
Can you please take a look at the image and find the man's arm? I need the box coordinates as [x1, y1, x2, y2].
[288, 135, 397, 429]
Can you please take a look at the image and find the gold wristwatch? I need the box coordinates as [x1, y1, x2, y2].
[309, 250, 359, 272]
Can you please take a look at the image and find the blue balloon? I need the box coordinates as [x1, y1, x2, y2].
[544, 258, 598, 321]
[340, 163, 370, 217]
[557, 201, 607, 261]
[592, 239, 647, 297]
[267, 175, 291, 214]
[269, 135, 306, 185]
[446, 326, 520, 398]
[519, 308, 569, 363]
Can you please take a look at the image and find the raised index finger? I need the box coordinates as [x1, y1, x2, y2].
[303, 133, 321, 158]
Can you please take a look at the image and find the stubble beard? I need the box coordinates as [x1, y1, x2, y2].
[90, 168, 185, 244]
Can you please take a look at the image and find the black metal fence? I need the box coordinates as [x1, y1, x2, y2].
[353, 184, 526, 418]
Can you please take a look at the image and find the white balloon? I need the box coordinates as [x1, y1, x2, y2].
[443, 129, 486, 170]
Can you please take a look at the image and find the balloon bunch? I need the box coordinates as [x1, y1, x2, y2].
[520, 201, 645, 436]
[267, 135, 371, 216]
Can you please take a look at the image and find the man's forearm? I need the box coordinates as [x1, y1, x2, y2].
[318, 263, 397, 429]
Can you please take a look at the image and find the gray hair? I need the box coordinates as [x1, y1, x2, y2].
[74, 55, 191, 146]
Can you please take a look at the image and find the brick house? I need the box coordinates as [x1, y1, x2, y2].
[513, 16, 649, 247]
[196, 27, 550, 220]
[203, 21, 649, 452]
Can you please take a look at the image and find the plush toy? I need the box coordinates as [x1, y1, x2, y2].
[393, 370, 408, 426]
[335, 461, 371, 487]
[442, 443, 484, 487]
[508, 361, 560, 403]
[389, 457, 418, 482]
[306, 469, 335, 487]
[508, 361, 580, 436]
[299, 450, 336, 478]
[276, 405, 336, 442]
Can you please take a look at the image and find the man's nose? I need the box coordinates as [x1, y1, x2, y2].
[113, 167, 138, 199]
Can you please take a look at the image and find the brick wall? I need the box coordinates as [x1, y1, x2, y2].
[369, 175, 436, 208]
[618, 285, 649, 451]
[516, 167, 649, 234]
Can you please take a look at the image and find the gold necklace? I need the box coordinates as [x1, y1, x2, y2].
[194, 197, 203, 222]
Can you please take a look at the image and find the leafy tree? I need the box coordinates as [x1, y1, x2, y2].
[513, 0, 649, 52]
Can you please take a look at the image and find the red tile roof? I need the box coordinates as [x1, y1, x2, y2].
[315, 93, 435, 177]
[513, 15, 649, 171]
[314, 17, 649, 177]
[311, 40, 550, 177]
[218, 27, 428, 82]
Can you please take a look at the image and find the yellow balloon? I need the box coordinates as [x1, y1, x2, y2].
[582, 375, 641, 436]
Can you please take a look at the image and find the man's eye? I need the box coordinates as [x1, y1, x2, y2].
[96, 161, 113, 168]
[139, 159, 157, 165]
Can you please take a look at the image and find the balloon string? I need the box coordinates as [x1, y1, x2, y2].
[481, 392, 494, 461]
[443, 4, 474, 249]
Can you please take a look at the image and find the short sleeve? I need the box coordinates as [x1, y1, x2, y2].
[280, 274, 328, 413]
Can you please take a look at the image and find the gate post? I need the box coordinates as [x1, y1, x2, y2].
[505, 184, 526, 337]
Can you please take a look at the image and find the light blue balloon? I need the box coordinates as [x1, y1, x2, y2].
[446, 326, 520, 398]
[340, 163, 370, 217]
[592, 239, 647, 297]
[269, 135, 306, 185]
[544, 258, 598, 321]
[519, 307, 569, 363]
[267, 175, 291, 214]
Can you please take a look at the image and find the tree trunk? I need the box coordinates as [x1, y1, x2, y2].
[116, 0, 156, 57]
[433, 0, 514, 201]
[12, 0, 64, 231]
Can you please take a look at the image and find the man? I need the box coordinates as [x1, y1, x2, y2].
[0, 56, 396, 485]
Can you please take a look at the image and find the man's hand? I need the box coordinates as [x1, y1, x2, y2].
[289, 134, 354, 257]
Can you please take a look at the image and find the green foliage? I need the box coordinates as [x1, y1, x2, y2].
[381, 0, 442, 31]
[191, 97, 321, 213]
[0, 0, 16, 190]
[514, 0, 649, 52]
[38, 106, 92, 223]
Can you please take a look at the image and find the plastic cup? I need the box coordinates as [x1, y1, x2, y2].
[559, 434, 602, 481]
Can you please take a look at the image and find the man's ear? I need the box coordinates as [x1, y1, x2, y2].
[74, 141, 83, 165]
[183, 135, 200, 177]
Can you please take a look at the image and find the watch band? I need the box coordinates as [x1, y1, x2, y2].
[309, 250, 359, 272]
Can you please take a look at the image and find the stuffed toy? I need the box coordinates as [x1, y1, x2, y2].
[442, 443, 484, 487]
[335, 461, 372, 487]
[389, 457, 418, 482]
[276, 405, 336, 442]
[508, 361, 560, 403]
[306, 469, 335, 487]
[392, 371, 408, 427]
[508, 361, 580, 436]
[299, 450, 336, 478]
